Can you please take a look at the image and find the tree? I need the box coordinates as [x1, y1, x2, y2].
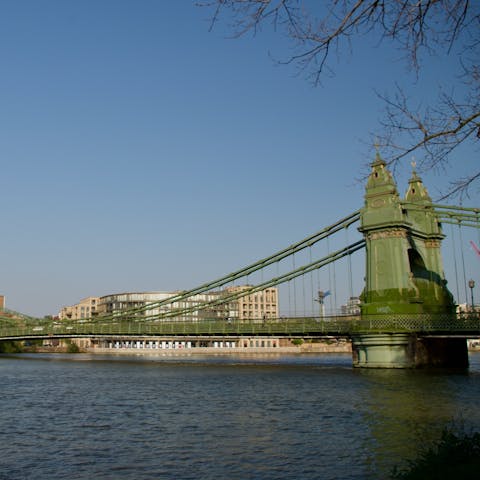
[201, 1, 480, 199]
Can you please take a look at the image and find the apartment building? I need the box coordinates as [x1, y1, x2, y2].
[97, 291, 176, 317]
[58, 286, 279, 322]
[224, 286, 279, 320]
[58, 296, 99, 320]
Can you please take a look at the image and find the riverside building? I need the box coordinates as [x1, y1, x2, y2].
[58, 296, 99, 320]
[223, 286, 278, 321]
[56, 287, 280, 352]
[58, 287, 279, 322]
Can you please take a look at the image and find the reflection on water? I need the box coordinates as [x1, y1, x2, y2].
[0, 352, 479, 480]
[358, 366, 479, 474]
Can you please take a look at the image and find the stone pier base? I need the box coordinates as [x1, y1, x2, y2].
[351, 334, 469, 368]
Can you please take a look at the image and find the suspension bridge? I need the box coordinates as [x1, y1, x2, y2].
[1, 154, 479, 367]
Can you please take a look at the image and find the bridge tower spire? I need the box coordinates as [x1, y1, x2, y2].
[353, 154, 466, 368]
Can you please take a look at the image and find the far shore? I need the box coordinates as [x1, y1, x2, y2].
[20, 340, 480, 355]
[86, 344, 352, 356]
[26, 342, 352, 356]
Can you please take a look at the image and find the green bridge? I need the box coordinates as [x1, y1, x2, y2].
[2, 313, 480, 341]
[2, 154, 479, 368]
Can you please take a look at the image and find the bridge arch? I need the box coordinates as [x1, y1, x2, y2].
[407, 247, 426, 279]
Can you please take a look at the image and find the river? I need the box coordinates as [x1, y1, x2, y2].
[1, 352, 479, 479]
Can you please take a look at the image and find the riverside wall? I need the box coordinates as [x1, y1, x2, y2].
[75, 337, 352, 355]
[86, 342, 352, 356]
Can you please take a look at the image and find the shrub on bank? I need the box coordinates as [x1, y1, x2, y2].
[391, 428, 480, 479]
[0, 341, 23, 353]
[66, 341, 80, 353]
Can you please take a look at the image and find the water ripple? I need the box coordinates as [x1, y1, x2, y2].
[1, 352, 479, 479]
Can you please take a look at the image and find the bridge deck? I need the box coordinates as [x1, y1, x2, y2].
[2, 315, 480, 341]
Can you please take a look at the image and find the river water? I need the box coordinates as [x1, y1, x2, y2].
[1, 352, 480, 480]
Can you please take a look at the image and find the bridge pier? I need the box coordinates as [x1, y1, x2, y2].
[351, 334, 469, 368]
[351, 334, 414, 368]
[414, 336, 469, 368]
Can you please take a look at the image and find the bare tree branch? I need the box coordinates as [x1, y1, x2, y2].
[200, 1, 480, 198]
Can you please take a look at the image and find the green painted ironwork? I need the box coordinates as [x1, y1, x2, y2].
[358, 154, 463, 317]
[1, 313, 480, 341]
[1, 154, 479, 343]
[92, 210, 362, 321]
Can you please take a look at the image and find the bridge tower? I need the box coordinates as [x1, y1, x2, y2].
[352, 154, 467, 368]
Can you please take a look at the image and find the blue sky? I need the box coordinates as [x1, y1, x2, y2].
[1, 1, 479, 316]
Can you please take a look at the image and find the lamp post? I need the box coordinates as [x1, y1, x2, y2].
[316, 291, 325, 318]
[468, 279, 475, 312]
[315, 290, 331, 318]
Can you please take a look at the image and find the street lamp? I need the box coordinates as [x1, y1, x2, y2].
[315, 290, 331, 318]
[468, 279, 475, 312]
[315, 291, 326, 318]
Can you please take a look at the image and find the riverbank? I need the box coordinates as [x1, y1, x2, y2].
[86, 343, 352, 356]
[26, 340, 352, 355]
[21, 339, 480, 356]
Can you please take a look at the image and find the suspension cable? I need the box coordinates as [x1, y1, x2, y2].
[345, 226, 353, 301]
[450, 223, 460, 303]
[458, 223, 468, 305]
[94, 210, 362, 321]
[123, 240, 366, 322]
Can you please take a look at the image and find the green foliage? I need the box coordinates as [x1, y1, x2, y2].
[0, 340, 24, 353]
[291, 338, 304, 346]
[392, 429, 480, 479]
[65, 341, 80, 353]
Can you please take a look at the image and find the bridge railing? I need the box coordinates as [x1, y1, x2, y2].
[356, 313, 480, 333]
[0, 317, 355, 338]
[1, 313, 480, 339]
